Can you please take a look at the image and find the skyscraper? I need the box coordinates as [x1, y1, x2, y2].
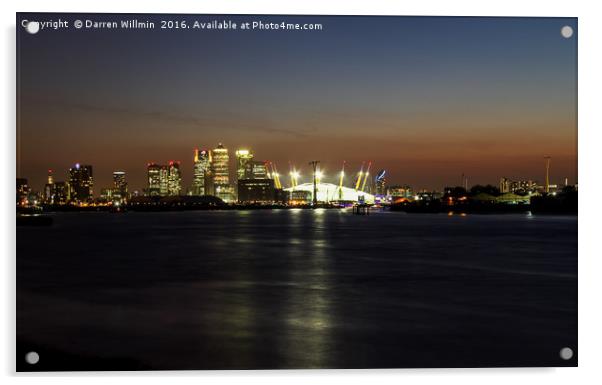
[236, 157, 275, 203]
[168, 161, 182, 196]
[54, 182, 69, 204]
[375, 169, 387, 195]
[113, 171, 128, 201]
[68, 163, 93, 203]
[147, 163, 162, 197]
[44, 169, 55, 204]
[159, 166, 169, 196]
[211, 143, 232, 201]
[192, 149, 210, 196]
[16, 178, 30, 206]
[148, 163, 179, 196]
[250, 160, 269, 179]
[211, 143, 230, 186]
[235, 149, 254, 180]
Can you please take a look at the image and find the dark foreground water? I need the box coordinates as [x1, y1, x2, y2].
[17, 210, 577, 370]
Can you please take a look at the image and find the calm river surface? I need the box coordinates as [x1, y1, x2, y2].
[17, 210, 577, 370]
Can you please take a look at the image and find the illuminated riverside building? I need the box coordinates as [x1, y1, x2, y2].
[68, 163, 93, 203]
[147, 163, 163, 196]
[285, 182, 375, 204]
[112, 171, 128, 201]
[374, 169, 386, 195]
[168, 161, 182, 196]
[238, 179, 276, 203]
[387, 185, 413, 199]
[499, 177, 538, 194]
[211, 143, 229, 186]
[147, 162, 181, 196]
[99, 188, 113, 202]
[54, 182, 69, 204]
[211, 143, 233, 202]
[191, 149, 210, 195]
[215, 185, 235, 202]
[250, 161, 269, 179]
[236, 154, 280, 203]
[42, 168, 69, 205]
[159, 166, 169, 196]
[235, 149, 254, 180]
[44, 169, 54, 204]
[16, 178, 30, 206]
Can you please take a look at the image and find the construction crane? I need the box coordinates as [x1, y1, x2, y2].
[355, 161, 365, 190]
[361, 161, 372, 192]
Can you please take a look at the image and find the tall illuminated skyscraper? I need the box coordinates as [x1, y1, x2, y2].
[192, 148, 210, 196]
[168, 161, 182, 196]
[374, 169, 386, 195]
[16, 178, 29, 206]
[159, 166, 169, 196]
[147, 163, 162, 196]
[211, 143, 232, 201]
[148, 163, 178, 196]
[211, 143, 230, 186]
[54, 182, 69, 204]
[250, 161, 269, 179]
[235, 149, 254, 180]
[113, 171, 128, 201]
[68, 163, 93, 203]
[44, 169, 55, 204]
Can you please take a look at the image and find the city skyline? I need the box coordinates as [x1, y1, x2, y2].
[17, 142, 577, 201]
[17, 144, 575, 196]
[17, 15, 577, 192]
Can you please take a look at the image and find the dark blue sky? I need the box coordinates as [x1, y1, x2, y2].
[17, 14, 577, 191]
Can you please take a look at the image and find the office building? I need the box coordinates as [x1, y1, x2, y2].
[68, 163, 93, 202]
[211, 143, 231, 201]
[113, 171, 128, 201]
[44, 169, 55, 204]
[374, 169, 387, 195]
[99, 188, 113, 202]
[191, 149, 210, 195]
[249, 160, 269, 179]
[168, 161, 182, 196]
[211, 143, 230, 186]
[148, 162, 181, 196]
[387, 185, 413, 199]
[147, 163, 163, 197]
[16, 178, 30, 206]
[238, 178, 276, 203]
[235, 149, 254, 180]
[500, 177, 538, 194]
[54, 182, 69, 204]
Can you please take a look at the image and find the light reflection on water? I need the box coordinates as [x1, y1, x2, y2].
[17, 210, 577, 369]
[282, 206, 333, 367]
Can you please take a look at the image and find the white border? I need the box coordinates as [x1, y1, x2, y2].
[3, 1, 601, 384]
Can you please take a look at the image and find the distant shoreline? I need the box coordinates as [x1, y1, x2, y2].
[16, 204, 577, 216]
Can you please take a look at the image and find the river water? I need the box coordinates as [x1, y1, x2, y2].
[17, 210, 577, 370]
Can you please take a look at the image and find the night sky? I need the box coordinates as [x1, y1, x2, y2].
[17, 14, 577, 192]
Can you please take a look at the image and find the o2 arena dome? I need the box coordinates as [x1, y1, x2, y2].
[284, 183, 375, 204]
